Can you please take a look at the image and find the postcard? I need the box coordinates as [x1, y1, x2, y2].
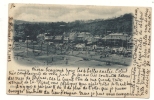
[7, 3, 151, 98]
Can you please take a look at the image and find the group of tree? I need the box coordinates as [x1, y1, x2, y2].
[13, 13, 133, 41]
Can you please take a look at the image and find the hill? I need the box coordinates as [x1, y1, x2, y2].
[13, 13, 133, 40]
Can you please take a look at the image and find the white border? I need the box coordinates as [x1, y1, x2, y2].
[0, 0, 153, 100]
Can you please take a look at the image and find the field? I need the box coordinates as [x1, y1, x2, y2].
[13, 42, 132, 68]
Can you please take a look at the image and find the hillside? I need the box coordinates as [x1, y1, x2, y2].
[13, 13, 133, 41]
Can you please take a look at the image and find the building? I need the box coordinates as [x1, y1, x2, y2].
[75, 43, 85, 50]
[44, 33, 54, 41]
[93, 35, 101, 42]
[84, 32, 94, 45]
[86, 37, 94, 45]
[37, 34, 44, 38]
[76, 32, 85, 41]
[84, 32, 91, 39]
[84, 32, 92, 39]
[19, 39, 23, 42]
[76, 32, 94, 43]
[63, 37, 69, 43]
[102, 33, 130, 47]
[54, 35, 63, 43]
[69, 32, 78, 41]
[44, 36, 54, 41]
[63, 32, 69, 43]
[25, 40, 32, 43]
[127, 36, 133, 49]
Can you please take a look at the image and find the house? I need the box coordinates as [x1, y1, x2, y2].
[93, 35, 102, 45]
[75, 43, 85, 50]
[44, 36, 54, 41]
[86, 37, 94, 45]
[102, 33, 128, 40]
[102, 33, 129, 47]
[44, 33, 54, 41]
[85, 32, 92, 39]
[93, 35, 101, 42]
[54, 35, 63, 43]
[37, 34, 44, 38]
[63, 32, 69, 43]
[127, 36, 133, 49]
[25, 40, 32, 43]
[76, 32, 85, 41]
[63, 37, 69, 43]
[85, 32, 91, 38]
[85, 32, 94, 45]
[19, 39, 24, 42]
[76, 32, 92, 42]
[69, 32, 78, 41]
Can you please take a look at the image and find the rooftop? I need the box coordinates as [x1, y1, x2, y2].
[102, 33, 131, 40]
[109, 33, 128, 36]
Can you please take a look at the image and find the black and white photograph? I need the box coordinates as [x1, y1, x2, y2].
[6, 2, 152, 98]
[12, 4, 134, 67]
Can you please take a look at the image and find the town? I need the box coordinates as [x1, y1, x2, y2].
[13, 31, 133, 67]
[13, 14, 133, 67]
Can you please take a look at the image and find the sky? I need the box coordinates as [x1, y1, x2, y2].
[12, 4, 134, 22]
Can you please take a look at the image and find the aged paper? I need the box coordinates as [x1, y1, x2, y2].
[7, 3, 151, 98]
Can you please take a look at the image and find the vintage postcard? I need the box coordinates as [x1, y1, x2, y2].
[7, 3, 151, 98]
